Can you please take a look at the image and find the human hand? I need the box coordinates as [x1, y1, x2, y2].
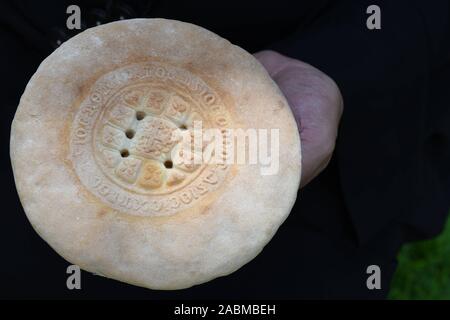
[254, 50, 343, 188]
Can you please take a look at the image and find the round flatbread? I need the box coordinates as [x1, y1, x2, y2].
[10, 18, 301, 290]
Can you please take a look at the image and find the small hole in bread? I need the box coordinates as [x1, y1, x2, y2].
[125, 129, 135, 139]
[164, 160, 173, 169]
[120, 149, 130, 158]
[136, 111, 146, 120]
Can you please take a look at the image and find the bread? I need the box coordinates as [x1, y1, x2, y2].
[10, 18, 301, 290]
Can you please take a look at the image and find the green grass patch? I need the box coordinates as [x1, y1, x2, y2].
[389, 215, 450, 299]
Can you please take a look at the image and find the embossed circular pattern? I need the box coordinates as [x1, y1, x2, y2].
[70, 62, 232, 217]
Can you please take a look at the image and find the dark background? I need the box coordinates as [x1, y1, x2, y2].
[1, 0, 449, 299]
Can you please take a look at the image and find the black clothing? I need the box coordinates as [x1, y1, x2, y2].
[1, 0, 449, 299]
